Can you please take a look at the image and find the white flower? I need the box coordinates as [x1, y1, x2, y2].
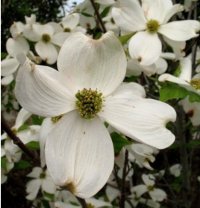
[26, 167, 56, 200]
[127, 56, 168, 77]
[15, 31, 176, 198]
[169, 164, 182, 177]
[159, 55, 200, 94]
[52, 13, 86, 47]
[1, 36, 29, 85]
[30, 23, 60, 64]
[127, 143, 158, 170]
[179, 97, 200, 126]
[132, 174, 167, 202]
[112, 0, 200, 65]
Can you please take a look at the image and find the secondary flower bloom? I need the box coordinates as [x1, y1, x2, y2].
[159, 55, 200, 94]
[15, 31, 176, 198]
[132, 174, 167, 202]
[112, 0, 200, 65]
[26, 167, 56, 200]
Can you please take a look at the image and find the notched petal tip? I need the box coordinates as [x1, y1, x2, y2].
[62, 181, 76, 194]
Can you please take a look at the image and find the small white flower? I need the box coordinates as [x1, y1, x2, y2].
[26, 167, 56, 200]
[159, 55, 200, 94]
[169, 164, 182, 177]
[15, 32, 176, 198]
[132, 174, 167, 202]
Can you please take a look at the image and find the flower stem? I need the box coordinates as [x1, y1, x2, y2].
[1, 115, 39, 165]
[119, 149, 129, 208]
[77, 197, 87, 208]
[89, 0, 107, 33]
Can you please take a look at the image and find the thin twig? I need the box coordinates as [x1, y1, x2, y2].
[89, 0, 107, 33]
[77, 197, 87, 208]
[1, 116, 39, 165]
[119, 150, 129, 208]
[176, 107, 191, 208]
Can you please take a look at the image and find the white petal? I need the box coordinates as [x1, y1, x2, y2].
[100, 96, 176, 149]
[14, 108, 32, 129]
[48, 22, 63, 33]
[86, 198, 112, 207]
[39, 118, 55, 167]
[163, 36, 186, 58]
[1, 75, 14, 85]
[61, 13, 80, 30]
[149, 188, 167, 202]
[155, 57, 168, 75]
[27, 167, 42, 178]
[112, 0, 146, 32]
[129, 31, 162, 66]
[126, 59, 143, 77]
[35, 41, 58, 64]
[57, 32, 127, 96]
[26, 179, 41, 200]
[33, 24, 54, 37]
[180, 98, 200, 126]
[159, 73, 190, 86]
[42, 177, 56, 194]
[110, 82, 146, 99]
[142, 174, 155, 186]
[1, 58, 19, 76]
[132, 184, 148, 197]
[23, 26, 41, 42]
[163, 4, 184, 24]
[142, 0, 173, 23]
[51, 32, 70, 47]
[159, 20, 200, 41]
[6, 37, 29, 57]
[179, 56, 192, 82]
[15, 58, 75, 117]
[45, 111, 114, 198]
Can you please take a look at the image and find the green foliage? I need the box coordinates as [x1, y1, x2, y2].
[26, 141, 40, 150]
[14, 160, 31, 169]
[31, 115, 44, 125]
[111, 132, 132, 154]
[119, 33, 135, 45]
[159, 82, 200, 102]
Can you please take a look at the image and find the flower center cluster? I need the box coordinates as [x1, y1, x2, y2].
[146, 19, 160, 33]
[64, 27, 71, 32]
[75, 88, 103, 119]
[42, 33, 51, 43]
[190, 78, 200, 90]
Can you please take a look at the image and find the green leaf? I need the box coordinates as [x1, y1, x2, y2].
[159, 82, 200, 102]
[119, 33, 135, 45]
[32, 115, 44, 125]
[26, 141, 40, 150]
[1, 157, 7, 170]
[111, 132, 132, 154]
[100, 6, 110, 18]
[15, 160, 31, 169]
[17, 124, 29, 132]
[43, 191, 55, 200]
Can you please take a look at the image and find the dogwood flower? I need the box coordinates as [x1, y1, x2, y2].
[15, 31, 176, 198]
[26, 167, 56, 200]
[112, 0, 200, 65]
[159, 55, 200, 94]
[1, 34, 29, 85]
[132, 174, 167, 202]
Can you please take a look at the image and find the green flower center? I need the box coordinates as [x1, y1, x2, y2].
[42, 33, 51, 43]
[87, 203, 95, 208]
[75, 88, 103, 119]
[190, 78, 200, 90]
[40, 172, 46, 179]
[146, 19, 160, 33]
